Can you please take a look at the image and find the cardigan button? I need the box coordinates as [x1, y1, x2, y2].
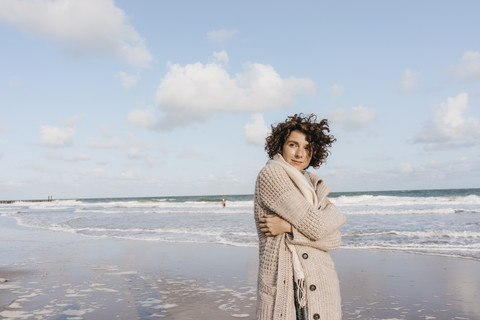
[309, 284, 316, 291]
[302, 253, 308, 259]
[313, 313, 320, 319]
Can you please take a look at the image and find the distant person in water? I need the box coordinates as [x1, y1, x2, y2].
[222, 199, 226, 208]
[254, 113, 346, 320]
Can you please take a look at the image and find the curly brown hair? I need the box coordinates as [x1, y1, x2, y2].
[265, 113, 336, 168]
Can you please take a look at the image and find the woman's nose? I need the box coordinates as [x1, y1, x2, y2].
[295, 148, 305, 158]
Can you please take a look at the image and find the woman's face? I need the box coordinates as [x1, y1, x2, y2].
[281, 130, 312, 171]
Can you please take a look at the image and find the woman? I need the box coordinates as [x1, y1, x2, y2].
[254, 114, 346, 320]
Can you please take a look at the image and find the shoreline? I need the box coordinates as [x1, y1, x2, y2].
[1, 216, 479, 319]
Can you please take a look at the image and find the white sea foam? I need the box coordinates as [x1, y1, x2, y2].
[341, 207, 469, 215]
[344, 230, 480, 238]
[333, 194, 480, 206]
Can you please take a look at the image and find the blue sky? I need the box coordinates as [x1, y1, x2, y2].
[1, 0, 479, 200]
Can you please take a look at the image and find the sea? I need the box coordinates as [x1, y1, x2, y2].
[1, 188, 479, 260]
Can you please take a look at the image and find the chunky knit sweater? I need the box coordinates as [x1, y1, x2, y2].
[254, 162, 346, 320]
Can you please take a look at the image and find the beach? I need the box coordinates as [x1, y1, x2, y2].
[1, 215, 479, 320]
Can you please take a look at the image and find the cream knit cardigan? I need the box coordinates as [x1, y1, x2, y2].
[254, 161, 346, 320]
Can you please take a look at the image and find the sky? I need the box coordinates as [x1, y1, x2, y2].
[0, 0, 479, 200]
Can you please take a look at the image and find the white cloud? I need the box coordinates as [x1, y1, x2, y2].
[224, 171, 239, 182]
[127, 106, 156, 129]
[125, 146, 156, 167]
[20, 162, 50, 172]
[389, 157, 480, 186]
[145, 157, 156, 167]
[0, 0, 153, 69]
[198, 171, 239, 185]
[38, 115, 82, 148]
[450, 51, 480, 81]
[212, 50, 228, 65]
[178, 150, 205, 159]
[329, 105, 377, 131]
[199, 173, 217, 184]
[81, 167, 105, 177]
[244, 113, 270, 146]
[126, 147, 142, 159]
[330, 84, 344, 99]
[119, 170, 138, 180]
[96, 160, 109, 166]
[64, 153, 91, 161]
[86, 137, 122, 149]
[39, 125, 74, 147]
[414, 92, 480, 149]
[400, 68, 419, 92]
[62, 114, 83, 127]
[398, 162, 414, 174]
[207, 29, 237, 42]
[323, 157, 480, 191]
[115, 71, 139, 88]
[147, 52, 315, 130]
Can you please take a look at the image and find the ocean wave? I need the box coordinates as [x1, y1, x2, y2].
[342, 207, 480, 215]
[343, 230, 480, 238]
[333, 194, 480, 206]
[72, 207, 253, 215]
[2, 190, 480, 259]
[340, 245, 480, 260]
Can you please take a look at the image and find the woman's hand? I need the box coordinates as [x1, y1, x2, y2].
[259, 214, 292, 237]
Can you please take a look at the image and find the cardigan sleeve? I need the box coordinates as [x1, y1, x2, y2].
[288, 227, 342, 251]
[256, 164, 346, 241]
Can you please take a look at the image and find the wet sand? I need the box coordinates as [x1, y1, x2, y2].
[1, 216, 479, 319]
